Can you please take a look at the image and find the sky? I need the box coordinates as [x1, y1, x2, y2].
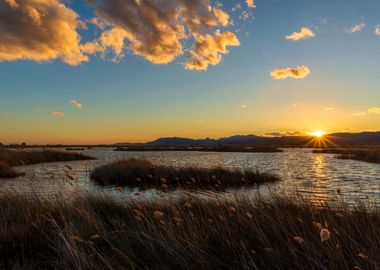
[1, 0, 380, 144]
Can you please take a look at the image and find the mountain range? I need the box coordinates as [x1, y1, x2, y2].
[116, 131, 380, 146]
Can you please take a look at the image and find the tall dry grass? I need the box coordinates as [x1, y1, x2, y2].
[0, 193, 378, 269]
[337, 148, 380, 164]
[0, 161, 20, 178]
[312, 147, 380, 163]
[90, 158, 279, 190]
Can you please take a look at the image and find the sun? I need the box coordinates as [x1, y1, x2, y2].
[306, 130, 326, 138]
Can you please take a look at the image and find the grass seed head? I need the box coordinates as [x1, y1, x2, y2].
[154, 210, 164, 220]
[320, 228, 331, 242]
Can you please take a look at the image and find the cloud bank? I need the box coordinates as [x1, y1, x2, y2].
[84, 0, 242, 70]
[270, 66, 311, 80]
[0, 0, 255, 71]
[285, 27, 315, 41]
[0, 0, 87, 65]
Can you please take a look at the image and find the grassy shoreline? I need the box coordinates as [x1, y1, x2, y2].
[0, 162, 21, 178]
[90, 158, 279, 190]
[0, 150, 94, 178]
[0, 193, 378, 269]
[313, 148, 380, 164]
[337, 148, 380, 164]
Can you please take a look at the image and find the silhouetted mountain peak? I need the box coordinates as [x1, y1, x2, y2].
[143, 131, 380, 146]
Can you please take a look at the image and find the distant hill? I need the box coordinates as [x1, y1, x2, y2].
[326, 132, 380, 144]
[143, 132, 380, 146]
[148, 137, 217, 145]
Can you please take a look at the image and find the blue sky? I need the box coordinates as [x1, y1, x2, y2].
[1, 0, 380, 144]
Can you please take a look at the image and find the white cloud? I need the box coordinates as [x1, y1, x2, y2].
[69, 99, 82, 109]
[346, 23, 365, 33]
[285, 27, 315, 41]
[232, 3, 241, 12]
[270, 66, 311, 80]
[240, 11, 252, 21]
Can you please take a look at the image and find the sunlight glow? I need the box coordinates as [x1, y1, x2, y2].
[306, 130, 326, 138]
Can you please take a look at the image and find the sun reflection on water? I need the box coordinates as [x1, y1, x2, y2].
[312, 154, 326, 179]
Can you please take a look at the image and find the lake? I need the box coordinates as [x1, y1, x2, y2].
[1, 148, 379, 206]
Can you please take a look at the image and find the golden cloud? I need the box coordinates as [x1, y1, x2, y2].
[0, 0, 87, 65]
[265, 131, 304, 137]
[346, 23, 365, 33]
[285, 27, 315, 41]
[375, 25, 380, 36]
[270, 66, 311, 80]
[86, 0, 240, 70]
[0, 0, 250, 70]
[246, 0, 256, 8]
[353, 107, 380, 116]
[184, 31, 240, 71]
[49, 111, 64, 117]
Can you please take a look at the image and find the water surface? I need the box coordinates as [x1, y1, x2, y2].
[1, 148, 379, 206]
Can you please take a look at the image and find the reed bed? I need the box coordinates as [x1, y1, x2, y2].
[312, 148, 365, 154]
[0, 193, 378, 269]
[312, 147, 380, 163]
[0, 161, 21, 178]
[337, 148, 380, 164]
[0, 150, 94, 178]
[0, 149, 94, 167]
[90, 158, 279, 190]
